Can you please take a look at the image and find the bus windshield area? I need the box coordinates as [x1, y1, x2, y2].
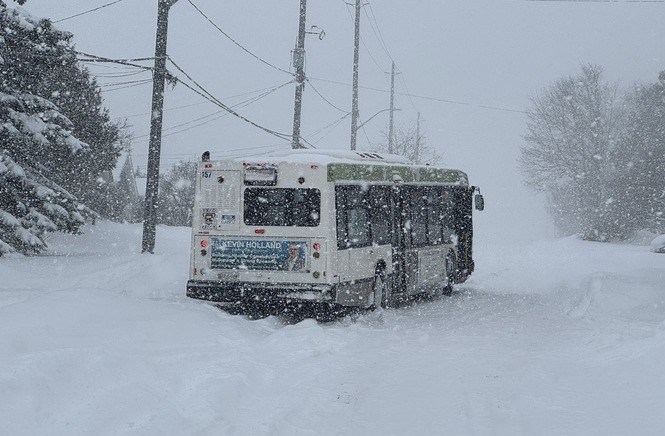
[243, 188, 321, 227]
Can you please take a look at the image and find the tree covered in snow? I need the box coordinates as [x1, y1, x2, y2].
[369, 121, 442, 165]
[522, 65, 665, 241]
[0, 2, 94, 255]
[157, 160, 196, 227]
[0, 1, 122, 215]
[617, 73, 665, 235]
[521, 65, 628, 241]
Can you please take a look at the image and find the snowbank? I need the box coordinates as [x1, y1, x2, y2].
[1, 223, 665, 435]
[650, 234, 665, 253]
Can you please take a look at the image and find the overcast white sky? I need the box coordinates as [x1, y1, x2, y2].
[22, 0, 665, 242]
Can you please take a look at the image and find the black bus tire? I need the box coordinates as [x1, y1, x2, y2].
[370, 272, 387, 310]
[443, 251, 457, 296]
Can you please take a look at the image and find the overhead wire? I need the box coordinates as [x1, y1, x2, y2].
[133, 79, 295, 141]
[186, 0, 294, 76]
[115, 83, 291, 120]
[54, 0, 125, 23]
[100, 79, 153, 93]
[309, 76, 527, 114]
[306, 113, 351, 146]
[76, 51, 156, 72]
[397, 72, 419, 112]
[167, 56, 295, 142]
[366, 4, 393, 62]
[341, 0, 387, 75]
[99, 78, 154, 88]
[134, 142, 289, 157]
[93, 69, 150, 79]
[305, 78, 349, 114]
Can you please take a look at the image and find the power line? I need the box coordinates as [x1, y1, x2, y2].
[167, 56, 295, 142]
[93, 69, 149, 79]
[186, 0, 294, 76]
[397, 72, 418, 112]
[133, 79, 294, 141]
[54, 0, 125, 23]
[306, 112, 351, 145]
[100, 79, 153, 93]
[341, 0, 387, 75]
[134, 142, 290, 158]
[309, 76, 527, 114]
[115, 83, 290, 120]
[76, 50, 156, 72]
[365, 4, 393, 62]
[305, 78, 349, 114]
[98, 78, 154, 88]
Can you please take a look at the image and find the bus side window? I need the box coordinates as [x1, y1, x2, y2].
[440, 188, 455, 244]
[426, 188, 442, 245]
[409, 187, 428, 247]
[336, 186, 371, 249]
[369, 186, 391, 245]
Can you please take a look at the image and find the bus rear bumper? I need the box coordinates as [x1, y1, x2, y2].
[186, 280, 335, 304]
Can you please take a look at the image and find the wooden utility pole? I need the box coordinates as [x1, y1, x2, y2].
[350, 0, 361, 151]
[291, 0, 308, 149]
[142, 0, 179, 254]
[415, 111, 421, 164]
[388, 61, 396, 154]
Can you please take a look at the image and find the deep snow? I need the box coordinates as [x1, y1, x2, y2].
[1, 222, 664, 435]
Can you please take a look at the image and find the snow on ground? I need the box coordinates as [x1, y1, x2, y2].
[1, 222, 665, 435]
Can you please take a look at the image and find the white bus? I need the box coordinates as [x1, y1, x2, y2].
[186, 149, 483, 315]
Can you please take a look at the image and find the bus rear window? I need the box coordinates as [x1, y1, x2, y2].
[244, 188, 321, 227]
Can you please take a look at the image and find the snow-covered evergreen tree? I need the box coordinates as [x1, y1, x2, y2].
[0, 3, 92, 255]
[1, 0, 122, 216]
[157, 160, 196, 227]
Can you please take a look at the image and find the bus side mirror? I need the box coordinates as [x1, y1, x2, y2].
[474, 194, 484, 211]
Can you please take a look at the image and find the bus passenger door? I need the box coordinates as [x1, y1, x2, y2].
[335, 186, 381, 306]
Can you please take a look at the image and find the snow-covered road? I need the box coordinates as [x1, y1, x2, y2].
[1, 222, 664, 435]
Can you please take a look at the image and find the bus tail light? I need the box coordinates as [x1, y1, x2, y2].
[255, 229, 265, 234]
[313, 243, 321, 251]
[201, 240, 209, 248]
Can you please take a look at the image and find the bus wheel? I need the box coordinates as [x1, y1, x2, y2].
[443, 251, 457, 296]
[370, 272, 387, 310]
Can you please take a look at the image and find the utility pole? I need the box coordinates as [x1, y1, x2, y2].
[415, 112, 421, 164]
[291, 0, 307, 149]
[388, 60, 396, 154]
[142, 0, 179, 254]
[350, 0, 361, 151]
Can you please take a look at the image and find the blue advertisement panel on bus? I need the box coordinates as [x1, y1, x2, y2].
[211, 239, 309, 272]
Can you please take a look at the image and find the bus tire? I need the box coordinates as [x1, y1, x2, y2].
[370, 271, 387, 310]
[443, 251, 457, 296]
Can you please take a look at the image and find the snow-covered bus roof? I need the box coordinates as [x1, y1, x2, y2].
[223, 149, 470, 186]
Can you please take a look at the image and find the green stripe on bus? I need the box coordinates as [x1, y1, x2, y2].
[327, 163, 467, 185]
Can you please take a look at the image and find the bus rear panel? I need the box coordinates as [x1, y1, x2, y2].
[186, 160, 336, 306]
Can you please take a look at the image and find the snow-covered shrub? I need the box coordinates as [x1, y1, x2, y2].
[650, 235, 665, 254]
